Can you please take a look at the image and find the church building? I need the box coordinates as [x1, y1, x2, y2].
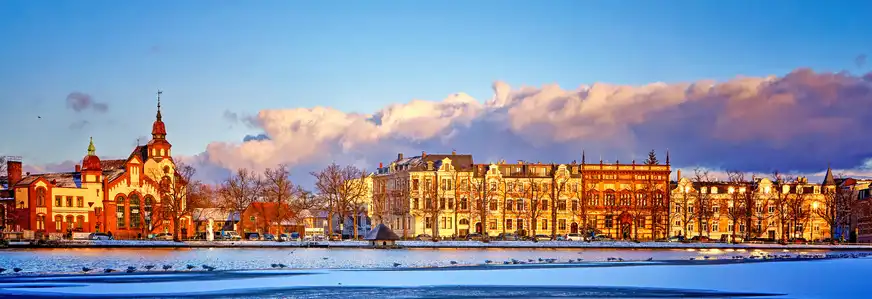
[3, 92, 192, 239]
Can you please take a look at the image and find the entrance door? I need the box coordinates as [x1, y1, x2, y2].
[768, 230, 776, 240]
[570, 223, 579, 234]
[475, 222, 482, 234]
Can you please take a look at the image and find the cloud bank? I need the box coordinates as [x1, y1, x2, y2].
[179, 68, 872, 186]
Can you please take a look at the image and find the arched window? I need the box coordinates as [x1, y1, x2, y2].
[76, 215, 85, 230]
[144, 196, 154, 230]
[54, 215, 63, 231]
[36, 214, 45, 230]
[459, 219, 469, 225]
[66, 215, 74, 231]
[116, 195, 126, 229]
[35, 187, 46, 207]
[129, 194, 141, 228]
[460, 197, 468, 210]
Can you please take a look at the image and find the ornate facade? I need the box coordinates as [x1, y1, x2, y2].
[3, 93, 192, 239]
[669, 169, 837, 242]
[367, 151, 672, 240]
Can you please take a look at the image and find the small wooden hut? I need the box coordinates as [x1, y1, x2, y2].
[364, 224, 400, 248]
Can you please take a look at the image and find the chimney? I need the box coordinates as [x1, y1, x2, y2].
[75, 164, 81, 172]
[677, 169, 681, 181]
[451, 150, 456, 155]
[379, 162, 383, 168]
[7, 160, 22, 186]
[397, 153, 404, 161]
[422, 151, 426, 158]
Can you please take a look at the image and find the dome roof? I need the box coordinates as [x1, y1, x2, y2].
[82, 155, 102, 171]
[152, 119, 166, 136]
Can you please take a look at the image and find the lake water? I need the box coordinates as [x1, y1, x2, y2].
[0, 247, 860, 274]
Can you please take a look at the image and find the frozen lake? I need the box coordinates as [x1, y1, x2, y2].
[0, 247, 867, 274]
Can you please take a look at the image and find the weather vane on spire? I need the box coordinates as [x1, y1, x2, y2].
[156, 90, 163, 120]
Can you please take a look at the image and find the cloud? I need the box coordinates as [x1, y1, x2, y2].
[242, 134, 270, 142]
[66, 92, 109, 113]
[23, 160, 78, 174]
[223, 110, 239, 123]
[69, 120, 89, 130]
[188, 68, 872, 186]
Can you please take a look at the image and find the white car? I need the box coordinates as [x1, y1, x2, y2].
[566, 233, 585, 241]
[88, 232, 112, 240]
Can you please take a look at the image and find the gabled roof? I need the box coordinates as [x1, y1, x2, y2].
[386, 153, 475, 173]
[244, 202, 294, 223]
[364, 223, 399, 241]
[823, 167, 836, 186]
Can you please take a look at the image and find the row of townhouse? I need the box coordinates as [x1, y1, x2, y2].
[364, 151, 673, 240]
[362, 151, 865, 242]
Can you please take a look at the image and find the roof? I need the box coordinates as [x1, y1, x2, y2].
[379, 153, 475, 174]
[193, 208, 241, 222]
[130, 146, 148, 163]
[823, 167, 836, 186]
[244, 202, 294, 221]
[364, 223, 399, 241]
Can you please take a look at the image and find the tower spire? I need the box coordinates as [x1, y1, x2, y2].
[87, 137, 96, 156]
[582, 149, 586, 164]
[156, 90, 163, 121]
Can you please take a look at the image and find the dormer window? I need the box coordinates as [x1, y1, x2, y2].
[711, 187, 718, 194]
[701, 187, 708, 194]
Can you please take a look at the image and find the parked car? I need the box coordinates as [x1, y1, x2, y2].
[466, 233, 486, 241]
[534, 234, 551, 241]
[690, 236, 711, 243]
[150, 233, 173, 240]
[263, 233, 276, 241]
[219, 231, 242, 241]
[593, 234, 614, 241]
[496, 233, 519, 241]
[566, 233, 585, 241]
[667, 236, 685, 242]
[416, 234, 433, 241]
[246, 233, 261, 240]
[88, 232, 112, 240]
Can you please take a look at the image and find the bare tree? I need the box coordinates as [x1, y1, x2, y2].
[470, 165, 497, 236]
[260, 165, 298, 234]
[416, 173, 444, 237]
[722, 171, 749, 242]
[771, 171, 793, 242]
[550, 164, 571, 239]
[522, 175, 549, 237]
[153, 163, 203, 242]
[787, 184, 811, 239]
[311, 163, 368, 239]
[371, 182, 390, 225]
[674, 179, 694, 238]
[691, 168, 714, 237]
[577, 176, 598, 238]
[628, 179, 648, 240]
[287, 188, 323, 226]
[817, 174, 852, 241]
[219, 168, 262, 232]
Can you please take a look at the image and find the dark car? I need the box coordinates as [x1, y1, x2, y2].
[690, 236, 710, 243]
[416, 234, 433, 241]
[246, 232, 261, 240]
[496, 233, 519, 241]
[263, 233, 276, 241]
[466, 233, 486, 241]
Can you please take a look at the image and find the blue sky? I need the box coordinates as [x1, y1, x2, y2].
[1, 0, 870, 166]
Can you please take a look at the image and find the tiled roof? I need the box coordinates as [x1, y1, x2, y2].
[101, 159, 127, 171]
[16, 172, 82, 188]
[130, 146, 148, 162]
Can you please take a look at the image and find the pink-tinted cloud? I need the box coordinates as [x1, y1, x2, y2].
[187, 68, 872, 184]
[66, 92, 109, 113]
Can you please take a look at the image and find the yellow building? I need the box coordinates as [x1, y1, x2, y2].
[368, 151, 672, 240]
[669, 169, 835, 242]
[6, 92, 192, 239]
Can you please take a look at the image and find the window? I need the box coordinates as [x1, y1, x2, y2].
[249, 216, 255, 222]
[439, 198, 445, 209]
[490, 182, 496, 191]
[712, 222, 719, 232]
[605, 216, 613, 228]
[55, 196, 63, 207]
[130, 194, 141, 229]
[35, 187, 46, 207]
[687, 223, 694, 232]
[447, 217, 452, 229]
[558, 200, 566, 211]
[572, 200, 578, 211]
[507, 182, 514, 191]
[489, 220, 497, 230]
[76, 215, 84, 230]
[66, 215, 74, 231]
[116, 195, 126, 229]
[441, 217, 447, 229]
[36, 214, 45, 230]
[739, 223, 746, 233]
[459, 219, 469, 225]
[517, 199, 524, 211]
[55, 215, 63, 231]
[688, 206, 694, 214]
[66, 196, 73, 207]
[756, 223, 762, 232]
[425, 217, 432, 229]
[701, 187, 708, 193]
[542, 219, 548, 230]
[506, 219, 513, 230]
[412, 179, 419, 190]
[558, 219, 567, 230]
[516, 218, 524, 231]
[728, 221, 734, 232]
[711, 187, 719, 194]
[413, 198, 419, 209]
[768, 206, 775, 213]
[636, 217, 645, 228]
[542, 200, 549, 211]
[489, 201, 498, 211]
[448, 198, 454, 209]
[506, 199, 513, 211]
[76, 197, 84, 208]
[713, 206, 720, 214]
[460, 197, 468, 210]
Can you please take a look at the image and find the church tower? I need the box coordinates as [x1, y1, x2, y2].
[81, 137, 102, 183]
[147, 90, 173, 160]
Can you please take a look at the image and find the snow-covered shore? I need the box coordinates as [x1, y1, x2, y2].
[19, 239, 872, 250]
[0, 257, 868, 298]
